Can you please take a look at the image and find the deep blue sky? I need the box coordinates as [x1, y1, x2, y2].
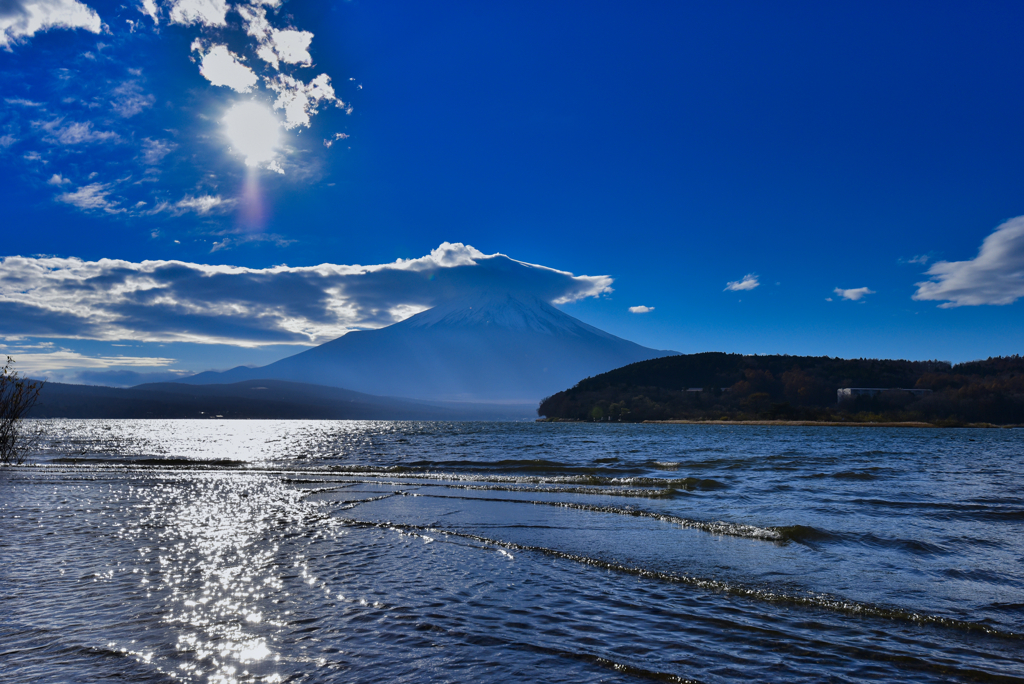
[1, 0, 1023, 384]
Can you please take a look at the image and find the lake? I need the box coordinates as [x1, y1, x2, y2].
[1, 420, 1022, 682]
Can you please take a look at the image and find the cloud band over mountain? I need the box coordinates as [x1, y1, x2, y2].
[0, 243, 612, 347]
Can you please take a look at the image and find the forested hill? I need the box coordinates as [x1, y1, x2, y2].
[538, 353, 1024, 425]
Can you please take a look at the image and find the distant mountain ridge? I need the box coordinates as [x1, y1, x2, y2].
[28, 378, 536, 420]
[182, 292, 677, 402]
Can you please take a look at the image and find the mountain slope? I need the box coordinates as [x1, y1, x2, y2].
[183, 292, 676, 401]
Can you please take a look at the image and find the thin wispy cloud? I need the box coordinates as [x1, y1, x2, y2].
[141, 138, 177, 165]
[0, 340, 191, 384]
[724, 274, 759, 292]
[110, 80, 155, 118]
[56, 182, 124, 213]
[833, 286, 874, 301]
[0, 349, 176, 372]
[36, 119, 120, 145]
[5, 97, 43, 107]
[0, 243, 614, 347]
[142, 194, 236, 217]
[170, 194, 234, 215]
[913, 215, 1024, 308]
[209, 232, 294, 253]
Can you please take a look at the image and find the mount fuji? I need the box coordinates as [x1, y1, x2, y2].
[181, 292, 677, 402]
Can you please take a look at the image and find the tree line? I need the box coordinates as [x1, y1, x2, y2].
[537, 353, 1024, 425]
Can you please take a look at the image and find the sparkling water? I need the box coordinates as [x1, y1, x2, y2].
[1, 420, 1022, 682]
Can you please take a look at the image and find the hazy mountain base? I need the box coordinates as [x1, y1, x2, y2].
[181, 293, 676, 402]
[537, 353, 1024, 426]
[27, 379, 537, 421]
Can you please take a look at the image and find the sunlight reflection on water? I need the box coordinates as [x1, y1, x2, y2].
[114, 473, 334, 683]
[42, 419, 400, 466]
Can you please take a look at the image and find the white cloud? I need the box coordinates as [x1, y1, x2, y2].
[237, 3, 271, 37]
[0, 243, 614, 347]
[141, 137, 176, 165]
[56, 182, 123, 213]
[913, 215, 1024, 308]
[724, 274, 759, 292]
[237, 4, 313, 69]
[833, 286, 874, 301]
[137, 0, 159, 25]
[323, 132, 349, 148]
[0, 0, 101, 49]
[197, 44, 258, 93]
[268, 29, 312, 66]
[167, 0, 226, 28]
[628, 305, 654, 314]
[0, 350, 176, 372]
[267, 73, 341, 129]
[0, 134, 17, 147]
[46, 173, 70, 185]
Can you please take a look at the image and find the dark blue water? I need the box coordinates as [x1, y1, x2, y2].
[1, 420, 1022, 682]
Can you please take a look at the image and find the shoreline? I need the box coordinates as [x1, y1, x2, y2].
[538, 418, 1018, 428]
[644, 420, 1016, 428]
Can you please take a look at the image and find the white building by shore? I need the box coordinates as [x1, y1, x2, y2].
[837, 387, 933, 403]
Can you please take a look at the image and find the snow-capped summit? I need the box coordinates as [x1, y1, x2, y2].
[183, 291, 676, 402]
[403, 292, 615, 337]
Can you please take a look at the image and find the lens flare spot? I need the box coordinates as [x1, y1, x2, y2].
[223, 102, 281, 167]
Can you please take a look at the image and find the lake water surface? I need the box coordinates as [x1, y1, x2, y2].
[1, 420, 1022, 682]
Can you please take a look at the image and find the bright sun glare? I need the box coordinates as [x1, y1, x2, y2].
[223, 102, 281, 167]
